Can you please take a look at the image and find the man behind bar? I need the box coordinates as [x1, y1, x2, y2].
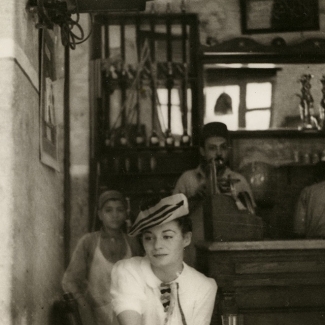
[173, 122, 255, 266]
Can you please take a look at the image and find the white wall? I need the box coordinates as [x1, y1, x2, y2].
[0, 1, 65, 324]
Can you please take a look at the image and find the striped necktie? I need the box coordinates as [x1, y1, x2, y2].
[160, 282, 188, 325]
[160, 283, 172, 312]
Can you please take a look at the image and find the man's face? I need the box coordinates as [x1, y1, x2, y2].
[200, 136, 229, 164]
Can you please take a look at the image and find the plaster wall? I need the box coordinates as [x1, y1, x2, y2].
[0, 1, 65, 324]
[69, 15, 91, 254]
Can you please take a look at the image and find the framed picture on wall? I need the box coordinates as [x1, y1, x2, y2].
[240, 0, 320, 34]
[39, 29, 60, 171]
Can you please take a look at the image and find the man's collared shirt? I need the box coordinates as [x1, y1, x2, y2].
[173, 165, 255, 206]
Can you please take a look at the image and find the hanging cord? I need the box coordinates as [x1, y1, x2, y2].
[60, 12, 93, 50]
[46, 0, 93, 49]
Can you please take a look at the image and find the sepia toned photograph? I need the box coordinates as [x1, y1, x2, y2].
[1, 1, 325, 325]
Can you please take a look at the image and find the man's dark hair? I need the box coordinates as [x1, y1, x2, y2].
[200, 122, 229, 147]
[174, 215, 192, 235]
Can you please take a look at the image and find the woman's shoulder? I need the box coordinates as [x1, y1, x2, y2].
[183, 264, 217, 289]
[112, 256, 146, 282]
[114, 256, 144, 271]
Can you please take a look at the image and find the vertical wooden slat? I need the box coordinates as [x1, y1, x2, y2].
[104, 24, 111, 140]
[166, 15, 173, 133]
[63, 44, 71, 267]
[150, 16, 157, 136]
[120, 22, 127, 127]
[91, 20, 102, 60]
[189, 14, 201, 145]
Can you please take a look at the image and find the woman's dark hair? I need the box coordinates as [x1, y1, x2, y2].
[174, 215, 192, 235]
[139, 196, 163, 211]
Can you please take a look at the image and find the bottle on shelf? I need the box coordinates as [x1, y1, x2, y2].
[116, 129, 128, 147]
[180, 129, 191, 146]
[321, 150, 325, 162]
[150, 155, 157, 172]
[135, 131, 146, 147]
[105, 130, 112, 148]
[149, 130, 160, 147]
[113, 156, 120, 174]
[137, 154, 144, 173]
[312, 152, 320, 164]
[165, 129, 175, 148]
[124, 156, 131, 173]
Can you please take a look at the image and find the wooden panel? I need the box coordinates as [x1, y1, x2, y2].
[196, 242, 325, 325]
[211, 273, 325, 287]
[236, 286, 325, 309]
[235, 261, 325, 274]
[242, 312, 325, 325]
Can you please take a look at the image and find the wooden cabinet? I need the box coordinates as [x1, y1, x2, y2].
[196, 240, 325, 325]
[88, 12, 202, 228]
[98, 146, 200, 218]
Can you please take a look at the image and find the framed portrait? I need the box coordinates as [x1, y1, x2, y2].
[240, 0, 320, 34]
[39, 29, 59, 171]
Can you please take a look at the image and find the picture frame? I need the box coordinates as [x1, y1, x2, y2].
[39, 29, 60, 171]
[240, 0, 319, 34]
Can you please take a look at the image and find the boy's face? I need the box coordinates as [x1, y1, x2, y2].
[98, 200, 127, 231]
[200, 136, 229, 164]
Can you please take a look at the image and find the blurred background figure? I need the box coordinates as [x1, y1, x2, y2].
[62, 190, 143, 325]
[294, 161, 325, 238]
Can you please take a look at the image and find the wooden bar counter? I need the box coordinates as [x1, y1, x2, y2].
[196, 240, 325, 325]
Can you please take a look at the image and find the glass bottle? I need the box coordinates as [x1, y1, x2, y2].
[220, 291, 238, 325]
[180, 129, 191, 146]
[164, 129, 175, 148]
[149, 130, 160, 147]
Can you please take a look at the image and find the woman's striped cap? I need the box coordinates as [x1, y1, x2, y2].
[128, 194, 189, 237]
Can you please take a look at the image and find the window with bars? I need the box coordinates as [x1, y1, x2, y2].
[157, 88, 192, 136]
[204, 67, 279, 130]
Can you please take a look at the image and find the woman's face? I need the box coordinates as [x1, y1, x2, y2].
[142, 220, 191, 270]
[98, 200, 127, 231]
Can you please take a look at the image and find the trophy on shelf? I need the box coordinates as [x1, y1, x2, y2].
[319, 75, 325, 131]
[298, 74, 318, 130]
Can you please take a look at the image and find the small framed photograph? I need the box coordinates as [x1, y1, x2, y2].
[39, 29, 60, 171]
[240, 0, 319, 34]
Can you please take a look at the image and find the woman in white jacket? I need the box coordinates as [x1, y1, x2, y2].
[111, 193, 217, 325]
